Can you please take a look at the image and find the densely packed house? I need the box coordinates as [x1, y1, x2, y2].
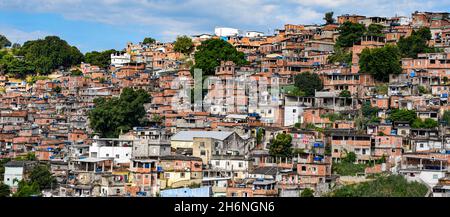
[1, 11, 450, 197]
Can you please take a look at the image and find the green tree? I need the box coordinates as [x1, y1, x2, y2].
[342, 151, 357, 163]
[375, 84, 388, 95]
[0, 35, 11, 49]
[335, 21, 367, 48]
[366, 24, 384, 37]
[193, 39, 248, 76]
[84, 49, 117, 68]
[11, 43, 21, 49]
[339, 90, 351, 98]
[328, 46, 352, 65]
[324, 12, 335, 25]
[174, 35, 194, 55]
[301, 188, 315, 197]
[17, 36, 83, 75]
[0, 158, 11, 180]
[143, 37, 156, 45]
[388, 109, 417, 124]
[359, 44, 402, 82]
[294, 72, 324, 96]
[362, 101, 379, 118]
[89, 88, 151, 138]
[71, 69, 83, 76]
[29, 165, 56, 190]
[1, 55, 36, 78]
[398, 27, 433, 58]
[330, 175, 428, 197]
[412, 118, 438, 129]
[25, 152, 36, 161]
[256, 128, 264, 145]
[13, 180, 41, 197]
[269, 133, 293, 158]
[332, 162, 368, 176]
[442, 110, 450, 126]
[0, 183, 10, 197]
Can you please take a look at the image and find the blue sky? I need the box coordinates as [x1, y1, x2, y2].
[0, 0, 449, 53]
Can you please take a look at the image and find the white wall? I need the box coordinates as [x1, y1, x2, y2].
[284, 106, 302, 127]
[89, 146, 132, 164]
[4, 167, 23, 187]
[215, 27, 240, 37]
[210, 159, 249, 172]
[419, 171, 446, 187]
[111, 53, 131, 67]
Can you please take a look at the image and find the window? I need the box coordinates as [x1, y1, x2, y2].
[433, 174, 439, 179]
[200, 150, 206, 156]
[115, 154, 120, 158]
[181, 172, 185, 178]
[215, 161, 219, 166]
[200, 142, 205, 148]
[106, 154, 109, 157]
[293, 109, 296, 113]
[301, 166, 306, 171]
[238, 162, 243, 168]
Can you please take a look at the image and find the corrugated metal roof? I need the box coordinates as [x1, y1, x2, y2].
[171, 131, 234, 141]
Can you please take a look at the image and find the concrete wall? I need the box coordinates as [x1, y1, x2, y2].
[4, 167, 23, 187]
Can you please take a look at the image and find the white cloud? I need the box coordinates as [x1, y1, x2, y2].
[0, 25, 49, 44]
[0, 0, 449, 42]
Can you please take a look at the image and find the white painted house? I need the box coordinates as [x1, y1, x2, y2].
[111, 52, 131, 67]
[3, 161, 36, 190]
[89, 137, 133, 164]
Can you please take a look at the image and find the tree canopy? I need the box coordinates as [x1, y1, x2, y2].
[0, 183, 10, 197]
[388, 109, 417, 124]
[359, 44, 402, 82]
[339, 90, 351, 98]
[193, 39, 248, 76]
[398, 27, 433, 58]
[89, 88, 151, 138]
[174, 35, 194, 55]
[84, 49, 117, 68]
[301, 188, 315, 197]
[442, 110, 450, 126]
[335, 22, 367, 48]
[0, 35, 11, 49]
[143, 37, 156, 45]
[17, 36, 84, 75]
[411, 118, 438, 129]
[324, 12, 335, 25]
[294, 72, 324, 96]
[29, 165, 56, 190]
[330, 175, 428, 197]
[328, 46, 352, 66]
[13, 180, 41, 197]
[269, 133, 293, 158]
[336, 22, 386, 48]
[0, 53, 35, 78]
